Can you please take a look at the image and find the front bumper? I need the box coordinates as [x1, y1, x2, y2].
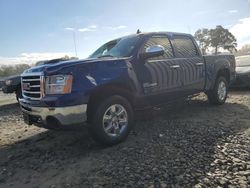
[19, 99, 87, 128]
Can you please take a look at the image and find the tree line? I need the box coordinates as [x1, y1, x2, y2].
[0, 56, 77, 78]
[194, 25, 237, 55]
[0, 64, 30, 78]
[235, 44, 250, 57]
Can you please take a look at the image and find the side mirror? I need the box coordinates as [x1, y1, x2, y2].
[140, 45, 165, 60]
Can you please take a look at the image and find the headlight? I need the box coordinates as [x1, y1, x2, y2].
[5, 80, 12, 85]
[45, 75, 73, 94]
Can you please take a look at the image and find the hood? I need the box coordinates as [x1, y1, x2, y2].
[23, 58, 95, 74]
[22, 57, 130, 75]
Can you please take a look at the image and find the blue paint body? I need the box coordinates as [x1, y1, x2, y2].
[21, 32, 236, 109]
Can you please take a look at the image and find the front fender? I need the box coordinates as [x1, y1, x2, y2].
[71, 60, 139, 100]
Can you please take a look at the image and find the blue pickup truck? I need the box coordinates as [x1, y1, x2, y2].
[20, 32, 236, 145]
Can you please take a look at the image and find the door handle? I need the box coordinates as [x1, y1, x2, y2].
[195, 63, 204, 66]
[170, 65, 180, 69]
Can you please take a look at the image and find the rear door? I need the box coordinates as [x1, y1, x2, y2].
[172, 35, 205, 94]
[135, 34, 183, 102]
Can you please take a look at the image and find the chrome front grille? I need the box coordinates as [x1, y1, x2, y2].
[21, 74, 43, 100]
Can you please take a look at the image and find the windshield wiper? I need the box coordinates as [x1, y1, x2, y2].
[97, 54, 114, 58]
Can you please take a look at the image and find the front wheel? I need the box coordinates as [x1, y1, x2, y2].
[88, 95, 134, 146]
[207, 76, 228, 105]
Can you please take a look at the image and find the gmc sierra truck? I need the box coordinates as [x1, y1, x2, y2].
[20, 32, 236, 145]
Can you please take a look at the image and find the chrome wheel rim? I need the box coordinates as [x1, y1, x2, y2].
[102, 104, 128, 137]
[218, 81, 227, 101]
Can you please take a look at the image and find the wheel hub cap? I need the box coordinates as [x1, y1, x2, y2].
[218, 81, 226, 101]
[102, 104, 128, 137]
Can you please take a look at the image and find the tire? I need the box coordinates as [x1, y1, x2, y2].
[88, 95, 134, 146]
[207, 76, 228, 105]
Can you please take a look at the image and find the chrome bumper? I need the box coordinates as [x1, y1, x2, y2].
[20, 99, 87, 126]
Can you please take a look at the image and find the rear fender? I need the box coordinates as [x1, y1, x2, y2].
[204, 56, 232, 91]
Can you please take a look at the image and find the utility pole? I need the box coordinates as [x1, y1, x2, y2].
[65, 27, 78, 57]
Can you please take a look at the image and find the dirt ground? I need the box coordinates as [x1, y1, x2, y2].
[0, 91, 249, 188]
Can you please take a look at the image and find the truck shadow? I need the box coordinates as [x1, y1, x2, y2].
[0, 97, 249, 187]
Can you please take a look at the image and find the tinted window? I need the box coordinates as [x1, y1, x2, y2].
[89, 35, 140, 58]
[143, 35, 174, 60]
[174, 36, 198, 57]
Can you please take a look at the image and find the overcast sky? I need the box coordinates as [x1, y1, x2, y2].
[0, 0, 250, 65]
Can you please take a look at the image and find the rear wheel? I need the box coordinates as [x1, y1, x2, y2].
[88, 95, 134, 146]
[207, 76, 228, 105]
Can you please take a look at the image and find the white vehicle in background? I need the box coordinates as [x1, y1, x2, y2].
[231, 55, 250, 88]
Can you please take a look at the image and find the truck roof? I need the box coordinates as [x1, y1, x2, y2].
[122, 31, 193, 39]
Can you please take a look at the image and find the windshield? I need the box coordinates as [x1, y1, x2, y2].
[89, 35, 140, 58]
[236, 56, 250, 67]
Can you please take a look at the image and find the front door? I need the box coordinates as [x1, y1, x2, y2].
[135, 35, 183, 104]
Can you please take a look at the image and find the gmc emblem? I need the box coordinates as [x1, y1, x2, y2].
[22, 83, 30, 90]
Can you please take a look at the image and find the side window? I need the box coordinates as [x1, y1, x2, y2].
[143, 35, 174, 60]
[173, 36, 198, 58]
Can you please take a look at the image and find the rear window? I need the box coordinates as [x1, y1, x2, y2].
[173, 36, 198, 58]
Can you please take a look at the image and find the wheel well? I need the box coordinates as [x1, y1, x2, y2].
[217, 69, 230, 83]
[86, 84, 135, 122]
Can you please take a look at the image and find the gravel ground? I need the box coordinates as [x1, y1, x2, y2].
[0, 91, 249, 188]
